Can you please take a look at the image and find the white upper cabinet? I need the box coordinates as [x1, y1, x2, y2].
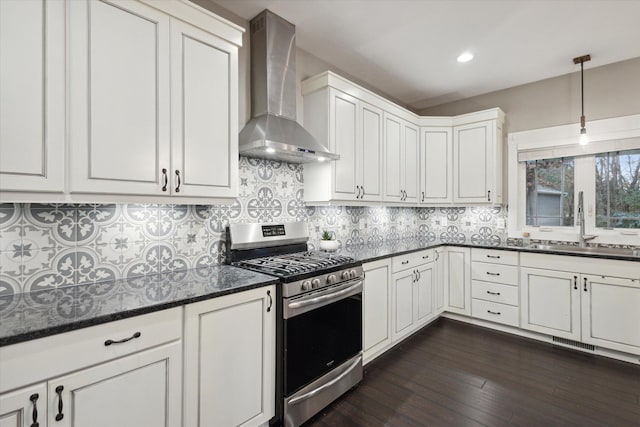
[453, 111, 504, 204]
[170, 18, 239, 198]
[69, 0, 240, 201]
[69, 0, 172, 196]
[0, 0, 65, 194]
[1, 0, 242, 203]
[383, 113, 419, 204]
[302, 72, 504, 206]
[303, 87, 383, 203]
[420, 127, 452, 204]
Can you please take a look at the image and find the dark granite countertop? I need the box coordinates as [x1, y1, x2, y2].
[0, 266, 278, 347]
[336, 241, 640, 264]
[2, 242, 638, 347]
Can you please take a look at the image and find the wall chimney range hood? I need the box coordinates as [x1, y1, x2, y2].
[239, 10, 339, 163]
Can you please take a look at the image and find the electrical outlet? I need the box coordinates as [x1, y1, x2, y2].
[496, 218, 506, 230]
[441, 218, 448, 227]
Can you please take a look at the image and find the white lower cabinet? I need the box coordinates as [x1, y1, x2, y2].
[470, 248, 519, 327]
[581, 275, 640, 354]
[520, 268, 581, 340]
[183, 286, 275, 427]
[0, 308, 183, 427]
[446, 247, 471, 315]
[48, 342, 181, 427]
[362, 259, 392, 364]
[391, 250, 436, 343]
[520, 254, 640, 356]
[0, 383, 47, 427]
[434, 248, 447, 314]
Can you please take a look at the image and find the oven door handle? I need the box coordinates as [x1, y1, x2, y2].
[287, 279, 363, 310]
[287, 355, 362, 406]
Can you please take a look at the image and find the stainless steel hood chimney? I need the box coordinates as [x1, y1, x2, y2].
[239, 10, 339, 163]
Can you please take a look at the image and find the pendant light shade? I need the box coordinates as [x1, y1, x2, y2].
[573, 54, 591, 145]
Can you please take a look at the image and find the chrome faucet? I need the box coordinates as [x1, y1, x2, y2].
[577, 191, 597, 247]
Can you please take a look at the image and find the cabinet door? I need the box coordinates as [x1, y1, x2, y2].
[184, 286, 275, 427]
[520, 268, 580, 341]
[420, 127, 452, 203]
[581, 275, 640, 354]
[415, 263, 435, 325]
[0, 0, 64, 193]
[403, 123, 420, 203]
[392, 270, 415, 342]
[49, 342, 181, 427]
[362, 260, 392, 364]
[0, 383, 47, 427]
[69, 0, 171, 195]
[360, 102, 383, 201]
[446, 247, 471, 315]
[170, 19, 239, 198]
[434, 248, 447, 313]
[384, 114, 403, 202]
[331, 90, 359, 200]
[453, 121, 494, 203]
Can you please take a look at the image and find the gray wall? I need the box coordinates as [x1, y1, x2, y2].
[421, 57, 640, 133]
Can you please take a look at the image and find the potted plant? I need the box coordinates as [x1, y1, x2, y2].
[319, 230, 339, 251]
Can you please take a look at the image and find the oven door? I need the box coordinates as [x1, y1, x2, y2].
[283, 277, 363, 397]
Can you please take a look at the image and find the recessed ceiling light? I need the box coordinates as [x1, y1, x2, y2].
[265, 147, 275, 154]
[457, 52, 474, 63]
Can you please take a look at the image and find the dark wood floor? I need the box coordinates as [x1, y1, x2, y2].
[305, 318, 640, 427]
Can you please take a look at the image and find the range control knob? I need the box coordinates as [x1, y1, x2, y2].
[349, 269, 357, 278]
[341, 271, 351, 280]
[301, 280, 311, 291]
[311, 278, 321, 289]
[327, 274, 337, 285]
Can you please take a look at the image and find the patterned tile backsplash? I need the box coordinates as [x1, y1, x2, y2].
[0, 157, 508, 295]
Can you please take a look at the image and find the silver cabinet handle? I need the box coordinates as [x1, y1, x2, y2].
[288, 280, 362, 309]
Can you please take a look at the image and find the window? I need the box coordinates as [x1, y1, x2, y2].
[595, 149, 640, 229]
[508, 116, 640, 244]
[525, 158, 574, 226]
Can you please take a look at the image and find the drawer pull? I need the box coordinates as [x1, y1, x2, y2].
[30, 393, 39, 427]
[401, 260, 409, 265]
[574, 276, 578, 290]
[486, 272, 500, 276]
[584, 277, 588, 292]
[55, 386, 64, 421]
[104, 331, 141, 346]
[486, 255, 501, 259]
[487, 310, 501, 315]
[486, 291, 501, 296]
[422, 255, 429, 259]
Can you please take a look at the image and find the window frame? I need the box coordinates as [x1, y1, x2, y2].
[508, 114, 640, 245]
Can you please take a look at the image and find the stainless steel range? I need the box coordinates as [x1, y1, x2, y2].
[227, 222, 363, 427]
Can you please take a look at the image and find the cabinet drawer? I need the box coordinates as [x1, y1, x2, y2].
[392, 249, 434, 273]
[472, 280, 518, 306]
[472, 262, 518, 285]
[472, 248, 518, 266]
[0, 307, 182, 393]
[472, 299, 519, 327]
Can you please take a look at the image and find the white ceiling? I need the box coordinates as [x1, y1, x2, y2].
[214, 0, 640, 111]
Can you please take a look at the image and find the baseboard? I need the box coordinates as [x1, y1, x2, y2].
[441, 312, 640, 366]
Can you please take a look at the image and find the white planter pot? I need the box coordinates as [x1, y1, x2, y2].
[319, 240, 339, 252]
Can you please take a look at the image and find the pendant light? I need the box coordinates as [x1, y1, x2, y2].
[573, 54, 591, 145]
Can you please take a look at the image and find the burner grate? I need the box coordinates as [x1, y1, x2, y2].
[233, 251, 355, 277]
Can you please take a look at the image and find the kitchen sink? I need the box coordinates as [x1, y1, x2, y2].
[529, 244, 640, 257]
